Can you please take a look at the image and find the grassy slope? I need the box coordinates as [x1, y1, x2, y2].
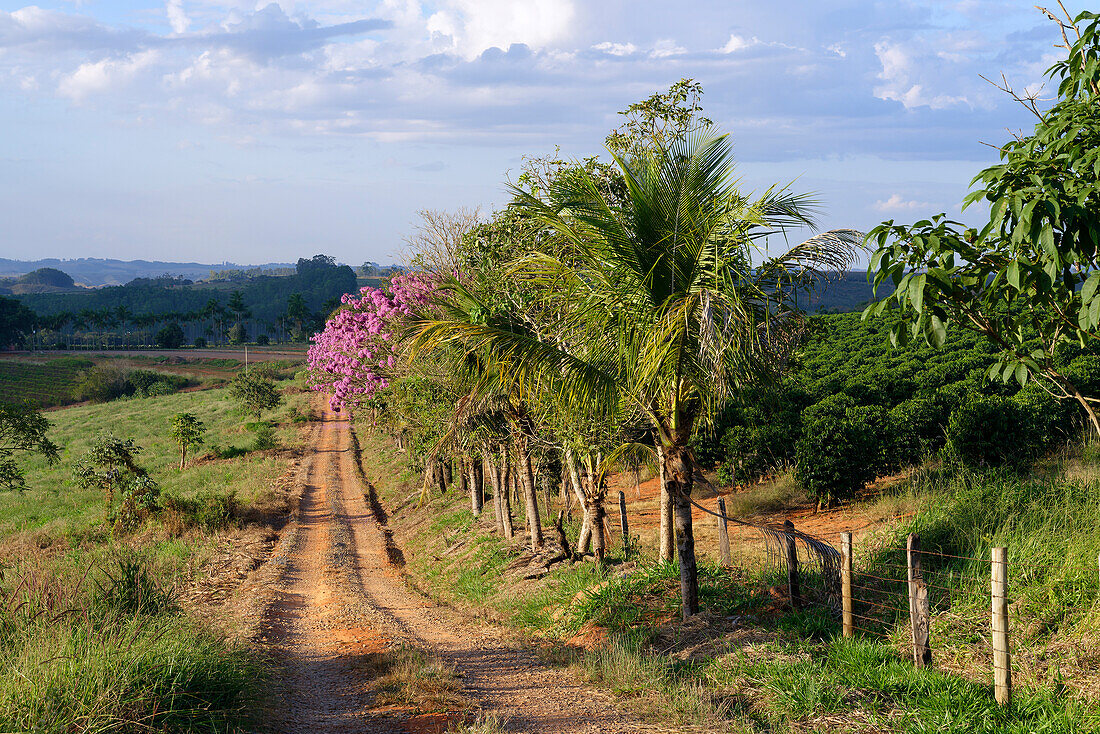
[0, 381, 311, 732]
[1, 385, 308, 542]
[356, 424, 1100, 733]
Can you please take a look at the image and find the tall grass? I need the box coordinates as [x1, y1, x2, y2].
[872, 465, 1100, 640]
[0, 555, 265, 732]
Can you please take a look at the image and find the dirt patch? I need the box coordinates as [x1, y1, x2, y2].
[246, 402, 654, 733]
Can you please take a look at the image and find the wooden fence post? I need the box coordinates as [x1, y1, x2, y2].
[841, 531, 853, 638]
[717, 498, 732, 568]
[907, 533, 931, 668]
[784, 519, 801, 610]
[618, 491, 629, 556]
[992, 546, 1012, 706]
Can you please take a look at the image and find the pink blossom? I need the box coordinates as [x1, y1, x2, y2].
[307, 273, 437, 411]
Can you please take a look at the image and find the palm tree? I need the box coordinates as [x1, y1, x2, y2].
[411, 128, 860, 618]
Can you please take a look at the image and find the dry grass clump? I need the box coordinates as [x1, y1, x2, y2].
[358, 645, 468, 713]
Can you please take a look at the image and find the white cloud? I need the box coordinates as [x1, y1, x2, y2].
[874, 193, 932, 212]
[593, 41, 636, 56]
[166, 0, 190, 34]
[426, 0, 574, 60]
[58, 49, 160, 100]
[721, 34, 757, 53]
[650, 38, 685, 58]
[874, 40, 972, 110]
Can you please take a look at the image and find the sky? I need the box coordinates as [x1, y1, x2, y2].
[0, 0, 1087, 266]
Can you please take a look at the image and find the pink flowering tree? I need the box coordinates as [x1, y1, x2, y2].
[307, 273, 437, 412]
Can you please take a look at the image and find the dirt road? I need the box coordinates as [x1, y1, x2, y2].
[261, 407, 643, 733]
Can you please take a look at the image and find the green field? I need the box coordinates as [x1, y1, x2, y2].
[0, 381, 313, 731]
[0, 356, 93, 408]
[1, 385, 308, 541]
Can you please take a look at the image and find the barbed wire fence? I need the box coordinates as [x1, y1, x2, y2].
[709, 499, 1024, 706]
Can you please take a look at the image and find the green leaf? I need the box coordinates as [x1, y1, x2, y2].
[1014, 363, 1029, 386]
[1083, 272, 1100, 303]
[1040, 225, 1056, 257]
[1007, 261, 1022, 290]
[908, 274, 926, 314]
[929, 314, 946, 347]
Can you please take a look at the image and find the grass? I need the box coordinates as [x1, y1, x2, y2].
[700, 637, 1093, 733]
[356, 420, 1100, 733]
[0, 377, 314, 732]
[356, 645, 467, 713]
[0, 553, 266, 732]
[0, 385, 311, 542]
[448, 712, 508, 733]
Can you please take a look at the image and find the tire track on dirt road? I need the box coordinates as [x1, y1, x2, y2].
[263, 406, 648, 733]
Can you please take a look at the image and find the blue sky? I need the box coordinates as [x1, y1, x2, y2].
[0, 0, 1087, 265]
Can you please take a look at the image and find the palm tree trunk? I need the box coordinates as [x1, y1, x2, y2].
[664, 442, 699, 619]
[513, 438, 543, 548]
[467, 457, 482, 515]
[437, 459, 448, 494]
[500, 449, 514, 539]
[485, 455, 504, 533]
[457, 458, 469, 496]
[564, 450, 589, 555]
[583, 475, 606, 562]
[657, 443, 674, 563]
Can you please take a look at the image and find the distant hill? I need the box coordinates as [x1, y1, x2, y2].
[0, 258, 296, 287]
[806, 271, 876, 313]
[0, 267, 82, 295]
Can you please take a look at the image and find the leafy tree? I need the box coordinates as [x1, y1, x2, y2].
[168, 413, 205, 469]
[794, 394, 890, 507]
[285, 293, 311, 340]
[605, 78, 712, 159]
[227, 290, 251, 325]
[155, 322, 185, 348]
[0, 297, 36, 348]
[0, 402, 60, 491]
[866, 9, 1100, 432]
[229, 369, 282, 419]
[228, 322, 247, 344]
[413, 129, 860, 617]
[72, 435, 156, 521]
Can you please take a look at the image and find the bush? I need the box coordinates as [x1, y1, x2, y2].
[164, 490, 238, 531]
[193, 336, 207, 348]
[155, 323, 185, 349]
[256, 334, 270, 345]
[794, 394, 891, 506]
[71, 366, 130, 403]
[942, 395, 1036, 470]
[888, 396, 945, 467]
[251, 424, 278, 451]
[229, 370, 282, 419]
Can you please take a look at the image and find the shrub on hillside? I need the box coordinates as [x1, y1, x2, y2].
[794, 394, 891, 506]
[716, 404, 802, 485]
[943, 395, 1036, 470]
[888, 396, 945, 467]
[71, 366, 131, 402]
[72, 367, 186, 402]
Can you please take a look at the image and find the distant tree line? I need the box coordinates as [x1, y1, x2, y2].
[0, 255, 357, 349]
